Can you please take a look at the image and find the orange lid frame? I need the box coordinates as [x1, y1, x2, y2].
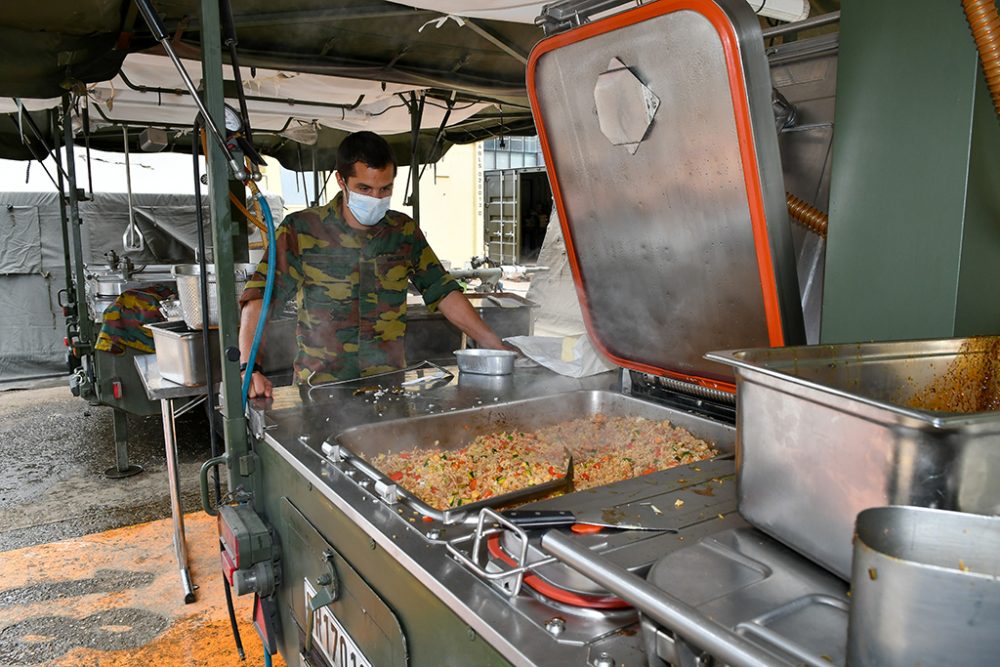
[527, 0, 788, 395]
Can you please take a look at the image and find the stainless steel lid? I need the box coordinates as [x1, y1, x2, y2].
[527, 0, 805, 390]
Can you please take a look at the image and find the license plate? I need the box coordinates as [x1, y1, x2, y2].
[304, 579, 373, 667]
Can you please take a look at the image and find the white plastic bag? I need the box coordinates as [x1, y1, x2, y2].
[505, 335, 616, 378]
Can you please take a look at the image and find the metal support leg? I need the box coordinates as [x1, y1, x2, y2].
[105, 408, 143, 479]
[162, 398, 197, 603]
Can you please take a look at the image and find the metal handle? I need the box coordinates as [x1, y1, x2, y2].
[541, 531, 783, 667]
[121, 126, 144, 252]
[502, 509, 577, 528]
[199, 455, 228, 516]
[320, 440, 470, 525]
[444, 507, 559, 597]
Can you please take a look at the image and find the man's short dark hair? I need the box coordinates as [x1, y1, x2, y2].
[336, 131, 397, 180]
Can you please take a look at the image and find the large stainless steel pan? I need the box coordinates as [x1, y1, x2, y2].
[708, 336, 1000, 579]
[331, 390, 735, 525]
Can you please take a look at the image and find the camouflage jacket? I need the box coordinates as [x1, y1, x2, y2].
[240, 192, 460, 383]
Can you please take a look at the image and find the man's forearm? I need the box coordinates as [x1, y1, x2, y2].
[437, 291, 505, 349]
[239, 298, 264, 363]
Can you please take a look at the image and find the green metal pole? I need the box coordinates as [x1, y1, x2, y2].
[62, 94, 94, 352]
[51, 109, 75, 302]
[200, 0, 249, 491]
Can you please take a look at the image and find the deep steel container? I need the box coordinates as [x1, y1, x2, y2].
[707, 336, 1000, 579]
[848, 506, 1000, 666]
[148, 319, 220, 386]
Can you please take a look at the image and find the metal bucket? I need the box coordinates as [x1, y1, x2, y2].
[707, 337, 1000, 579]
[172, 263, 255, 329]
[848, 506, 1000, 666]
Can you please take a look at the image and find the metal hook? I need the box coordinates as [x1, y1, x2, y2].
[121, 126, 145, 252]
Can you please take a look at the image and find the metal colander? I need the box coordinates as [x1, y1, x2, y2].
[171, 263, 256, 329]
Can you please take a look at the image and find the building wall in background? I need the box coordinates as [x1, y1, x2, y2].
[268, 143, 481, 269]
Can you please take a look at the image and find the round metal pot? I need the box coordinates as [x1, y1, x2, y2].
[454, 349, 516, 375]
[848, 506, 1000, 666]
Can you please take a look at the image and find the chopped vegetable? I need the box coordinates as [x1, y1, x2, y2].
[366, 415, 717, 510]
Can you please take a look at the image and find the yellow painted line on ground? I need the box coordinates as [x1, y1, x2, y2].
[0, 513, 286, 667]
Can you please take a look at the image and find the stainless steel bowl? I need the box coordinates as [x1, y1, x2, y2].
[454, 349, 516, 375]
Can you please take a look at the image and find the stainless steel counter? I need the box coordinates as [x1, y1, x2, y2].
[251, 367, 735, 666]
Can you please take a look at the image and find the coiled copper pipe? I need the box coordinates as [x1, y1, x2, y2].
[962, 0, 1000, 119]
[786, 192, 829, 239]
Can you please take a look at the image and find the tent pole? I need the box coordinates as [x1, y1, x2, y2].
[62, 95, 93, 353]
[200, 0, 250, 492]
[408, 91, 425, 225]
[50, 108, 75, 305]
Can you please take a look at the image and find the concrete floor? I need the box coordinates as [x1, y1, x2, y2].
[0, 382, 215, 552]
[0, 511, 283, 666]
[0, 381, 285, 665]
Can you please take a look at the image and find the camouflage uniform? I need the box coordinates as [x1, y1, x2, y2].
[240, 192, 460, 383]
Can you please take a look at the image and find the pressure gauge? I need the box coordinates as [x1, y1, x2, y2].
[224, 104, 243, 133]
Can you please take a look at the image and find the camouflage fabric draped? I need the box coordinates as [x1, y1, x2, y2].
[94, 284, 177, 355]
[240, 192, 460, 383]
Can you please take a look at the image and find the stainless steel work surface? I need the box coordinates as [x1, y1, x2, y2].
[501, 459, 740, 597]
[645, 527, 849, 666]
[709, 337, 1000, 579]
[528, 0, 804, 383]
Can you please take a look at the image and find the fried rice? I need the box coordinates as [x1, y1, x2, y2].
[368, 415, 717, 510]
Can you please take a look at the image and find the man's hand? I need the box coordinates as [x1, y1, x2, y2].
[437, 291, 512, 351]
[476, 331, 508, 350]
[243, 370, 274, 399]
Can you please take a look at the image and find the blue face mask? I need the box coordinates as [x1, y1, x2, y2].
[345, 189, 391, 227]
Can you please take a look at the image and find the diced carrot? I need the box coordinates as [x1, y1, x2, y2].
[389, 471, 404, 482]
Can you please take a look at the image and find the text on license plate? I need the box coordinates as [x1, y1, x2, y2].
[305, 579, 373, 667]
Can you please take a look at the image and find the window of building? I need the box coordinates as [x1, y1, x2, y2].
[482, 136, 545, 172]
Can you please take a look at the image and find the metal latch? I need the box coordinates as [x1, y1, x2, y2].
[536, 0, 636, 35]
[303, 551, 340, 656]
[321, 441, 345, 463]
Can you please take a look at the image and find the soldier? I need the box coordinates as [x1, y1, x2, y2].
[238, 131, 507, 399]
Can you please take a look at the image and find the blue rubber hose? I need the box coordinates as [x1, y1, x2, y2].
[242, 193, 276, 408]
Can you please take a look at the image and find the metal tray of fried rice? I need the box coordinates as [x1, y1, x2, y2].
[331, 389, 735, 525]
